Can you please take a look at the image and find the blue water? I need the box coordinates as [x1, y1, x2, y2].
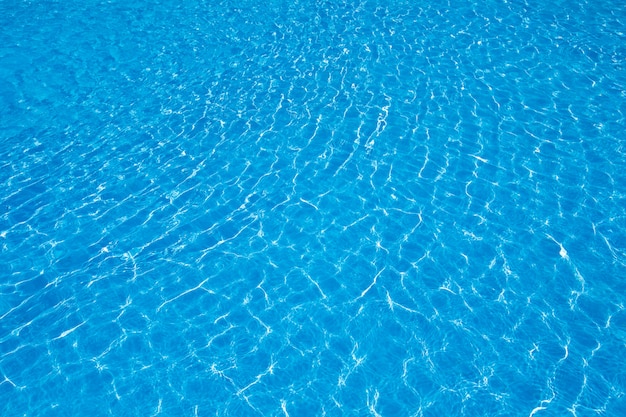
[2, 0, 626, 415]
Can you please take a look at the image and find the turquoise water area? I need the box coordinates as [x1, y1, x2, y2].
[1, 0, 626, 415]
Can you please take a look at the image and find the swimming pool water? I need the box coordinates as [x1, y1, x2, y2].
[1, 0, 626, 415]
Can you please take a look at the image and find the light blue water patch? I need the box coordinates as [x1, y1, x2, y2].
[1, 0, 626, 415]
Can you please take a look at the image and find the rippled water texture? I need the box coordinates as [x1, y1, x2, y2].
[1, 0, 626, 415]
